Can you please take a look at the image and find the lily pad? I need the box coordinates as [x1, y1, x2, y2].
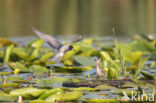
[45, 91, 82, 102]
[27, 39, 44, 49]
[0, 83, 21, 88]
[29, 100, 47, 103]
[0, 92, 17, 102]
[55, 66, 92, 73]
[70, 87, 96, 91]
[61, 91, 82, 101]
[10, 88, 45, 99]
[9, 62, 29, 72]
[95, 84, 116, 90]
[86, 98, 118, 103]
[40, 52, 54, 61]
[36, 78, 68, 87]
[75, 56, 96, 66]
[29, 65, 49, 74]
[38, 88, 63, 100]
[0, 38, 17, 47]
[0, 72, 11, 76]
[3, 44, 14, 64]
[45, 92, 63, 102]
[6, 76, 23, 82]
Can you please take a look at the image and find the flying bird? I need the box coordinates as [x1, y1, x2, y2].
[96, 59, 106, 79]
[31, 27, 83, 62]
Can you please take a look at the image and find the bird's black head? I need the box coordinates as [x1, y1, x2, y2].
[69, 45, 73, 50]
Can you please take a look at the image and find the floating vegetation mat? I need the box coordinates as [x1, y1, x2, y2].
[0, 34, 156, 103]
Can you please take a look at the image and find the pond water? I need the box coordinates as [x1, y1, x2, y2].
[0, 0, 156, 37]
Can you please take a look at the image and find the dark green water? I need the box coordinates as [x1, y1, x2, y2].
[0, 0, 156, 37]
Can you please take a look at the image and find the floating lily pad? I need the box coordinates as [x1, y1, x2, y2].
[3, 44, 14, 64]
[100, 51, 112, 60]
[45, 91, 82, 102]
[86, 98, 118, 103]
[0, 72, 11, 76]
[10, 88, 46, 99]
[9, 62, 29, 72]
[75, 56, 96, 66]
[70, 87, 96, 91]
[61, 91, 82, 101]
[36, 78, 68, 87]
[29, 100, 47, 103]
[0, 38, 17, 47]
[0, 92, 17, 102]
[0, 83, 21, 88]
[95, 84, 116, 90]
[40, 52, 54, 61]
[45, 92, 63, 102]
[29, 65, 49, 75]
[55, 66, 92, 73]
[38, 88, 63, 100]
[6, 76, 23, 82]
[27, 39, 44, 49]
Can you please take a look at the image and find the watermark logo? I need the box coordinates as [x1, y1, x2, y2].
[121, 91, 154, 102]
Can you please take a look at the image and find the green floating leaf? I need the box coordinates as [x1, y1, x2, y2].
[86, 98, 118, 103]
[63, 50, 77, 60]
[112, 88, 137, 97]
[45, 91, 82, 102]
[75, 56, 96, 66]
[61, 91, 82, 101]
[0, 38, 17, 47]
[10, 88, 45, 99]
[27, 38, 44, 49]
[130, 40, 156, 52]
[125, 51, 143, 64]
[39, 88, 63, 100]
[55, 66, 92, 73]
[121, 81, 136, 88]
[107, 68, 119, 80]
[0, 92, 17, 102]
[0, 83, 21, 88]
[40, 52, 54, 61]
[95, 84, 115, 90]
[70, 87, 96, 91]
[3, 44, 14, 64]
[29, 100, 47, 103]
[141, 71, 154, 80]
[100, 51, 112, 60]
[36, 78, 68, 87]
[6, 76, 23, 82]
[12, 47, 29, 61]
[134, 57, 148, 77]
[9, 62, 29, 72]
[0, 72, 11, 76]
[116, 43, 144, 64]
[29, 65, 49, 74]
[73, 42, 94, 52]
[45, 92, 63, 102]
[30, 48, 40, 60]
[14, 52, 29, 60]
[83, 38, 93, 45]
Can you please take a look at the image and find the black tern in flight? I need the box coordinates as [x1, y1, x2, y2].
[31, 27, 82, 62]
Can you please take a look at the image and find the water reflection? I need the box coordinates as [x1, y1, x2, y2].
[0, 0, 156, 37]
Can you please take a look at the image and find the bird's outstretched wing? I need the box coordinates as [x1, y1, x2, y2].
[31, 27, 62, 50]
[70, 35, 83, 44]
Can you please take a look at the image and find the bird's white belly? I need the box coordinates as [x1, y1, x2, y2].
[59, 52, 64, 56]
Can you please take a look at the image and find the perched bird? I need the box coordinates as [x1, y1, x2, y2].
[31, 27, 83, 63]
[96, 59, 106, 79]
